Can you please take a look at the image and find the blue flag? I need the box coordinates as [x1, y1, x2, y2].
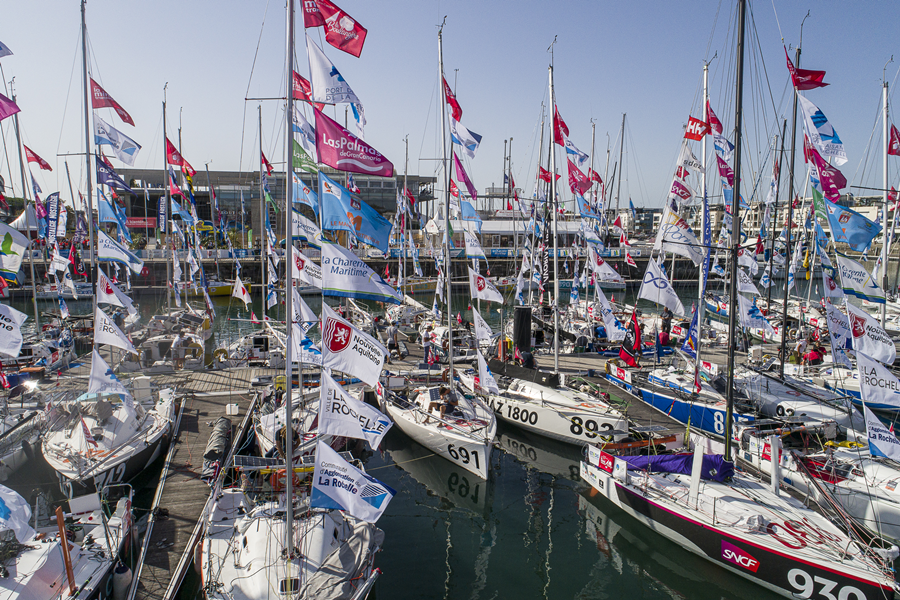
[95, 156, 134, 195]
[576, 194, 601, 220]
[460, 200, 483, 233]
[171, 198, 194, 224]
[681, 306, 699, 359]
[293, 171, 319, 217]
[825, 201, 881, 252]
[98, 192, 131, 243]
[629, 199, 636, 220]
[319, 172, 392, 253]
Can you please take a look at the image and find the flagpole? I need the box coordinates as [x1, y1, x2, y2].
[549, 60, 559, 372]
[283, 0, 296, 558]
[587, 121, 596, 323]
[438, 23, 455, 381]
[205, 163, 221, 282]
[259, 106, 267, 324]
[766, 120, 787, 311]
[163, 93, 171, 315]
[10, 87, 39, 331]
[693, 62, 710, 397]
[63, 161, 78, 278]
[882, 78, 890, 327]
[401, 135, 408, 300]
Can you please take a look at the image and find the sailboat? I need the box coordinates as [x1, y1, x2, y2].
[581, 3, 899, 597]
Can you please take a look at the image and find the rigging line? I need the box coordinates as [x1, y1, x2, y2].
[56, 25, 83, 174]
[239, 0, 273, 182]
[416, 76, 438, 176]
[769, 0, 785, 43]
[704, 0, 725, 63]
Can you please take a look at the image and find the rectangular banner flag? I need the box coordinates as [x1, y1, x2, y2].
[156, 196, 166, 232]
[291, 245, 323, 288]
[45, 193, 62, 240]
[797, 94, 847, 165]
[826, 202, 880, 253]
[449, 118, 482, 159]
[0, 304, 27, 358]
[864, 405, 900, 459]
[824, 301, 852, 368]
[90, 78, 133, 125]
[291, 208, 322, 247]
[321, 303, 387, 385]
[311, 440, 394, 523]
[314, 108, 393, 177]
[319, 171, 392, 253]
[836, 255, 885, 303]
[293, 171, 319, 216]
[468, 267, 504, 303]
[93, 113, 141, 166]
[94, 306, 135, 354]
[464, 230, 486, 260]
[654, 209, 703, 266]
[306, 0, 368, 57]
[307, 35, 361, 105]
[846, 301, 896, 365]
[858, 353, 900, 412]
[638, 259, 684, 316]
[576, 194, 601, 220]
[321, 240, 400, 303]
[737, 269, 760, 295]
[318, 371, 392, 449]
[97, 230, 143, 274]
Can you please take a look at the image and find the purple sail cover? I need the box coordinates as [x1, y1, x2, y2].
[621, 454, 733, 482]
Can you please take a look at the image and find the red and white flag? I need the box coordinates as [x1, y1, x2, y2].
[443, 76, 463, 122]
[306, 0, 368, 58]
[538, 166, 559, 183]
[589, 169, 603, 184]
[165, 138, 196, 176]
[321, 303, 386, 386]
[669, 179, 693, 201]
[785, 47, 828, 91]
[251, 311, 260, 324]
[314, 108, 393, 177]
[90, 78, 134, 126]
[261, 150, 274, 175]
[81, 417, 99, 448]
[24, 145, 51, 171]
[620, 232, 632, 247]
[625, 251, 637, 267]
[553, 105, 569, 146]
[706, 101, 723, 134]
[232, 276, 252, 307]
[889, 124, 900, 157]
[683, 116, 710, 140]
[567, 159, 591, 196]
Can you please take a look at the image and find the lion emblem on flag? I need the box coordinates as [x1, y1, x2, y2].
[476, 276, 486, 292]
[849, 313, 866, 339]
[324, 318, 352, 352]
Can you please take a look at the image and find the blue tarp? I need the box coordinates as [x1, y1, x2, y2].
[621, 454, 734, 483]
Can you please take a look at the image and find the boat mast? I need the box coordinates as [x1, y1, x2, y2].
[779, 15, 808, 380]
[79, 0, 97, 321]
[548, 55, 560, 372]
[615, 114, 626, 218]
[283, 0, 295, 557]
[9, 87, 39, 330]
[509, 137, 516, 260]
[587, 120, 596, 321]
[401, 135, 408, 299]
[724, 0, 747, 464]
[693, 62, 709, 394]
[881, 77, 890, 326]
[163, 91, 171, 314]
[766, 120, 788, 310]
[528, 108, 545, 306]
[259, 107, 266, 323]
[204, 163, 221, 282]
[438, 23, 454, 379]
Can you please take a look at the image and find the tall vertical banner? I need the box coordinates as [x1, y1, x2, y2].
[157, 196, 166, 232]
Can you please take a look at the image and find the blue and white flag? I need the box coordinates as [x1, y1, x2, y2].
[638, 259, 684, 315]
[58, 296, 69, 319]
[171, 197, 194, 224]
[737, 294, 775, 336]
[96, 156, 134, 194]
[564, 137, 589, 167]
[45, 193, 63, 240]
[319, 172, 392, 253]
[311, 440, 395, 523]
[93, 113, 141, 166]
[291, 208, 322, 248]
[87, 348, 132, 405]
[292, 106, 316, 144]
[464, 230, 486, 260]
[0, 485, 34, 543]
[96, 230, 143, 274]
[290, 321, 323, 366]
[459, 200, 483, 233]
[797, 94, 847, 165]
[30, 175, 41, 196]
[293, 171, 319, 216]
[307, 35, 361, 105]
[99, 193, 132, 243]
[836, 255, 885, 303]
[318, 371, 392, 449]
[826, 202, 881, 253]
[596, 288, 626, 341]
[576, 194, 601, 220]
[864, 405, 900, 459]
[321, 240, 401, 305]
[156, 196, 167, 232]
[449, 118, 482, 159]
[0, 40, 13, 59]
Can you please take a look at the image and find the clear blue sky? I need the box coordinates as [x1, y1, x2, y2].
[1, 0, 898, 211]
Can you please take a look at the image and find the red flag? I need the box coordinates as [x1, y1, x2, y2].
[507, 199, 513, 210]
[165, 138, 196, 177]
[889, 124, 900, 157]
[81, 417, 99, 448]
[755, 235, 765, 256]
[169, 170, 184, 197]
[625, 251, 637, 267]
[890, 187, 899, 203]
[0, 192, 7, 212]
[261, 150, 274, 176]
[803, 134, 815, 164]
[715, 155, 734, 187]
[567, 159, 592, 196]
[314, 107, 393, 177]
[785, 47, 829, 90]
[675, 166, 690, 179]
[508, 172, 517, 193]
[383, 264, 390, 279]
[302, 0, 325, 26]
[611, 215, 623, 234]
[293, 71, 312, 102]
[90, 78, 134, 126]
[456, 312, 462, 325]
[706, 101, 723, 134]
[588, 169, 603, 184]
[404, 188, 416, 207]
[23, 145, 52, 171]
[618, 310, 642, 368]
[684, 116, 710, 140]
[809, 146, 847, 201]
[620, 232, 632, 247]
[538, 166, 560, 183]
[314, 0, 368, 58]
[449, 179, 460, 198]
[553, 106, 569, 146]
[0, 372, 8, 390]
[443, 77, 463, 122]
[251, 311, 260, 324]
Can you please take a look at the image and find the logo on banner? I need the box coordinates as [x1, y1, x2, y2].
[295, 254, 306, 272]
[102, 279, 114, 295]
[839, 213, 851, 224]
[476, 276, 486, 292]
[325, 318, 352, 352]
[850, 313, 866, 338]
[721, 541, 759, 572]
[350, 196, 361, 210]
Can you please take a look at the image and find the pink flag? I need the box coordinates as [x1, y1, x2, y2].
[785, 47, 829, 91]
[706, 101, 723, 134]
[453, 153, 477, 201]
[715, 155, 734, 187]
[809, 146, 847, 201]
[553, 106, 569, 146]
[443, 77, 462, 122]
[0, 92, 20, 122]
[90, 78, 134, 126]
[669, 179, 693, 201]
[889, 124, 900, 157]
[165, 138, 195, 177]
[24, 145, 52, 171]
[567, 159, 591, 196]
[314, 108, 393, 177]
[314, 0, 367, 58]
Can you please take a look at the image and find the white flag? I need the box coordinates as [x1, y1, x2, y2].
[93, 113, 141, 166]
[587, 246, 624, 283]
[472, 309, 493, 341]
[310, 440, 395, 523]
[317, 371, 392, 449]
[476, 350, 500, 394]
[97, 230, 143, 274]
[737, 269, 760, 295]
[637, 259, 684, 316]
[468, 267, 504, 303]
[797, 94, 847, 165]
[824, 301, 852, 368]
[654, 210, 703, 266]
[292, 105, 317, 146]
[822, 267, 844, 298]
[737, 295, 775, 336]
[97, 269, 124, 308]
[846, 301, 897, 365]
[232, 276, 252, 307]
[737, 247, 759, 275]
[292, 287, 318, 332]
[858, 353, 900, 411]
[0, 485, 34, 543]
[62, 269, 77, 299]
[0, 304, 27, 358]
[464, 230, 487, 261]
[49, 249, 69, 273]
[864, 405, 900, 458]
[321, 303, 386, 386]
[836, 255, 885, 303]
[321, 240, 401, 304]
[94, 306, 135, 354]
[290, 321, 323, 366]
[291, 245, 322, 288]
[597, 288, 627, 341]
[87, 349, 133, 410]
[292, 208, 321, 244]
[306, 35, 361, 105]
[676, 139, 702, 169]
[449, 118, 483, 159]
[0, 220, 31, 276]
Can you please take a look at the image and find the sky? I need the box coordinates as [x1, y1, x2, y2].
[1, 0, 900, 212]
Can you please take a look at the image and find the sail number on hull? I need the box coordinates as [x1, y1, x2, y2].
[447, 444, 480, 470]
